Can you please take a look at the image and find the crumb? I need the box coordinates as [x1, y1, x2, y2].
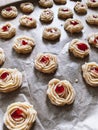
[75, 79, 78, 83]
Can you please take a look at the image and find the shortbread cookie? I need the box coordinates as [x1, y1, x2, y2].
[58, 7, 73, 19]
[74, 2, 87, 14]
[4, 102, 37, 130]
[19, 15, 37, 28]
[88, 33, 98, 48]
[43, 27, 61, 40]
[87, 0, 98, 8]
[64, 18, 84, 33]
[47, 78, 76, 106]
[0, 23, 16, 39]
[69, 39, 90, 58]
[39, 0, 53, 8]
[20, 2, 34, 13]
[1, 6, 18, 19]
[86, 14, 98, 25]
[13, 36, 35, 54]
[54, 0, 67, 4]
[82, 62, 98, 87]
[0, 68, 22, 93]
[34, 53, 58, 73]
[0, 48, 5, 65]
[40, 8, 54, 23]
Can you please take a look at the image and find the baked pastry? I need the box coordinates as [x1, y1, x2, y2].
[86, 14, 98, 25]
[4, 102, 37, 130]
[82, 62, 98, 87]
[13, 36, 35, 54]
[20, 2, 34, 13]
[64, 18, 84, 33]
[58, 7, 73, 19]
[43, 27, 61, 40]
[40, 8, 54, 23]
[74, 2, 87, 14]
[87, 0, 98, 8]
[54, 0, 67, 4]
[34, 53, 58, 73]
[1, 6, 18, 19]
[39, 0, 53, 8]
[47, 78, 76, 106]
[0, 23, 16, 39]
[69, 39, 90, 58]
[0, 48, 5, 65]
[0, 68, 22, 93]
[88, 32, 98, 48]
[19, 15, 37, 28]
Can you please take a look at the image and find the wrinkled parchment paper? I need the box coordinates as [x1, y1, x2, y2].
[0, 0, 98, 130]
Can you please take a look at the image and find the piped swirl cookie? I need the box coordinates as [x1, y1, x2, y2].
[1, 6, 18, 19]
[58, 7, 73, 19]
[74, 2, 87, 14]
[19, 15, 37, 28]
[0, 48, 5, 65]
[86, 14, 98, 25]
[39, 0, 53, 8]
[88, 33, 98, 48]
[64, 18, 84, 33]
[34, 53, 58, 73]
[69, 39, 90, 58]
[47, 78, 76, 106]
[82, 62, 98, 87]
[0, 68, 22, 93]
[40, 8, 54, 23]
[43, 27, 61, 40]
[54, 0, 67, 4]
[20, 2, 34, 13]
[4, 102, 37, 130]
[13, 36, 35, 54]
[87, 0, 98, 8]
[0, 23, 16, 39]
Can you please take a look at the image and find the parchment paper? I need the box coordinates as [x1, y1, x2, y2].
[0, 0, 98, 130]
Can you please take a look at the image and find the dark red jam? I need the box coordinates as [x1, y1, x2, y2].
[70, 21, 78, 26]
[0, 72, 9, 79]
[55, 85, 65, 94]
[11, 108, 23, 119]
[91, 0, 96, 2]
[91, 67, 98, 73]
[22, 40, 28, 45]
[40, 56, 49, 63]
[77, 43, 88, 51]
[5, 7, 12, 11]
[94, 37, 98, 43]
[2, 26, 9, 32]
[62, 8, 69, 12]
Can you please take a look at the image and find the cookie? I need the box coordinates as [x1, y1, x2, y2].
[47, 78, 76, 106]
[58, 7, 73, 19]
[20, 2, 34, 13]
[40, 8, 54, 23]
[86, 14, 98, 25]
[13, 36, 35, 54]
[39, 0, 53, 8]
[88, 33, 98, 48]
[0, 68, 22, 93]
[69, 39, 90, 58]
[43, 27, 61, 40]
[87, 0, 98, 8]
[0, 48, 5, 65]
[34, 53, 58, 73]
[54, 0, 67, 4]
[1, 6, 18, 19]
[4, 102, 37, 130]
[64, 18, 84, 33]
[74, 2, 87, 14]
[19, 15, 37, 28]
[82, 62, 98, 87]
[0, 22, 16, 39]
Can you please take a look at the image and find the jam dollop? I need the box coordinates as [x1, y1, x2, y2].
[22, 40, 28, 45]
[62, 8, 69, 12]
[40, 56, 49, 64]
[55, 85, 65, 94]
[77, 43, 88, 51]
[11, 108, 23, 119]
[91, 67, 98, 73]
[2, 26, 9, 32]
[91, 0, 96, 2]
[94, 37, 98, 43]
[5, 7, 12, 11]
[70, 21, 78, 26]
[0, 72, 9, 79]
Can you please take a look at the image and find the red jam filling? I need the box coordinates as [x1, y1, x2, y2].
[5, 7, 12, 11]
[81, 4, 84, 7]
[93, 15, 98, 18]
[2, 26, 9, 32]
[94, 37, 98, 43]
[22, 40, 28, 45]
[91, 67, 98, 73]
[48, 28, 56, 33]
[70, 21, 78, 26]
[0, 72, 9, 79]
[55, 85, 65, 94]
[62, 8, 69, 12]
[91, 0, 96, 2]
[28, 18, 32, 21]
[77, 43, 88, 51]
[40, 56, 49, 63]
[11, 108, 23, 119]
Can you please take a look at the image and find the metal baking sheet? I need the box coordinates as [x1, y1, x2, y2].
[0, 0, 98, 130]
